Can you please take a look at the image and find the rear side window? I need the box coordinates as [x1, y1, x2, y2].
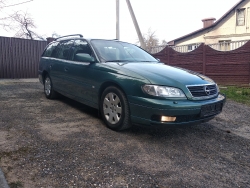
[42, 42, 59, 57]
[54, 40, 74, 60]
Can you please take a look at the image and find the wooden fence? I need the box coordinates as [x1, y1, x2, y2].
[0, 36, 250, 85]
[152, 41, 250, 85]
[0, 36, 47, 78]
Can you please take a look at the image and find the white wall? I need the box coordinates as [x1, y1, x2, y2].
[175, 0, 250, 46]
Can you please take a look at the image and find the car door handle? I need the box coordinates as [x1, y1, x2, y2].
[64, 67, 68, 72]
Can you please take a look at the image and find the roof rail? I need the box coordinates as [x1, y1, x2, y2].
[55, 34, 83, 41]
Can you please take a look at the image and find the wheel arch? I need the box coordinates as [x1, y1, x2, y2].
[41, 71, 49, 84]
[98, 81, 127, 107]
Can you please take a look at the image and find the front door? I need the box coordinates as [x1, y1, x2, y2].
[65, 39, 98, 107]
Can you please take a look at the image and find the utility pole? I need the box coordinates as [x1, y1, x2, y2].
[125, 0, 146, 49]
[116, 0, 120, 40]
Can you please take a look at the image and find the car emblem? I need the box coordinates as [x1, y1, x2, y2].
[204, 86, 210, 95]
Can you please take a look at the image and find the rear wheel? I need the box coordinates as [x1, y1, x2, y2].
[100, 86, 131, 131]
[44, 74, 57, 99]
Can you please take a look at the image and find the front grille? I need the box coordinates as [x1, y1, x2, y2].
[187, 84, 218, 98]
[175, 114, 200, 122]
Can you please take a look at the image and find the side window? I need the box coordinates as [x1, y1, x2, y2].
[42, 42, 59, 57]
[72, 40, 94, 62]
[52, 40, 74, 60]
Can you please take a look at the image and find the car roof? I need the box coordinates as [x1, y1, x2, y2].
[54, 34, 120, 43]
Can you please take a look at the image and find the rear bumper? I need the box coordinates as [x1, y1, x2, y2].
[128, 94, 226, 127]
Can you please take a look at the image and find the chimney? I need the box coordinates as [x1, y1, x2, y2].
[202, 18, 216, 28]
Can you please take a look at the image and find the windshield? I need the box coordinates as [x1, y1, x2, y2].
[91, 39, 157, 62]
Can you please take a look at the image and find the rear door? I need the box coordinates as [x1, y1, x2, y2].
[40, 41, 59, 81]
[50, 39, 75, 93]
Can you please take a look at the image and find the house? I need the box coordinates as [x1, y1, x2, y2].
[167, 0, 250, 51]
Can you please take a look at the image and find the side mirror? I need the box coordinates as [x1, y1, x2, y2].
[156, 58, 160, 62]
[75, 53, 95, 63]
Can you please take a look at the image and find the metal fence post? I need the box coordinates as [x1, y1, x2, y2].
[167, 46, 170, 65]
[203, 44, 206, 75]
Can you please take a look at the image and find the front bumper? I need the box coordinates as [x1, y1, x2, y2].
[128, 94, 226, 127]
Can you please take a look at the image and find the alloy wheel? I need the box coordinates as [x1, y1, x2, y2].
[103, 92, 122, 124]
[44, 77, 51, 96]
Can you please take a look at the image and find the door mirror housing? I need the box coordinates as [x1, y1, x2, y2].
[75, 53, 95, 63]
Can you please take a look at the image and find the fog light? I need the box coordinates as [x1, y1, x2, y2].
[161, 116, 176, 122]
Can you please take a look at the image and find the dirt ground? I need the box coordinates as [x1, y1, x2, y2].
[0, 79, 249, 188]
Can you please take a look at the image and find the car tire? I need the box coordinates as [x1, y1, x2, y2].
[44, 74, 57, 99]
[100, 86, 131, 131]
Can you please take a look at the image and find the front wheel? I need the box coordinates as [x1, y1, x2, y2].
[44, 75, 57, 99]
[100, 86, 131, 131]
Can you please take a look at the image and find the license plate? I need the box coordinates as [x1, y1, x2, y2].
[200, 102, 223, 117]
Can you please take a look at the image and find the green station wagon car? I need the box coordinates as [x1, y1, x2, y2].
[38, 34, 225, 131]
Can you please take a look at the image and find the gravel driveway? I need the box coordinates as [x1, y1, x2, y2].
[0, 79, 249, 188]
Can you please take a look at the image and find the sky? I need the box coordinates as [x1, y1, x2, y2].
[0, 0, 240, 44]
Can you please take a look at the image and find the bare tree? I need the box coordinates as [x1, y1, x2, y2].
[0, 0, 6, 8]
[52, 32, 61, 38]
[0, 1, 44, 40]
[136, 28, 167, 53]
[137, 28, 159, 52]
[0, 0, 12, 29]
[144, 29, 159, 52]
[161, 39, 167, 45]
[11, 11, 41, 39]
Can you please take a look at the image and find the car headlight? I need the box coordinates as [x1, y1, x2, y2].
[216, 84, 220, 93]
[142, 85, 186, 98]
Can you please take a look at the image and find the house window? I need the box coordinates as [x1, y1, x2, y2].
[187, 44, 198, 51]
[236, 8, 245, 26]
[188, 45, 193, 51]
[219, 40, 231, 51]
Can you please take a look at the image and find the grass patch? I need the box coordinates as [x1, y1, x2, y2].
[220, 86, 250, 106]
[9, 181, 23, 188]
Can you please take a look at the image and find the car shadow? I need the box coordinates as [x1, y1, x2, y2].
[52, 93, 233, 140]
[55, 94, 100, 119]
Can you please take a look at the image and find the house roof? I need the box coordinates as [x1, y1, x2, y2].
[167, 0, 246, 46]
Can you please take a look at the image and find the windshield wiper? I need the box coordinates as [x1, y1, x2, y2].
[140, 61, 158, 62]
[105, 60, 133, 62]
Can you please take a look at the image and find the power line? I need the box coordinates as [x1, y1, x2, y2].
[1, 0, 34, 8]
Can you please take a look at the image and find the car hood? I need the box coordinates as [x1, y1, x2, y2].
[117, 62, 215, 87]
